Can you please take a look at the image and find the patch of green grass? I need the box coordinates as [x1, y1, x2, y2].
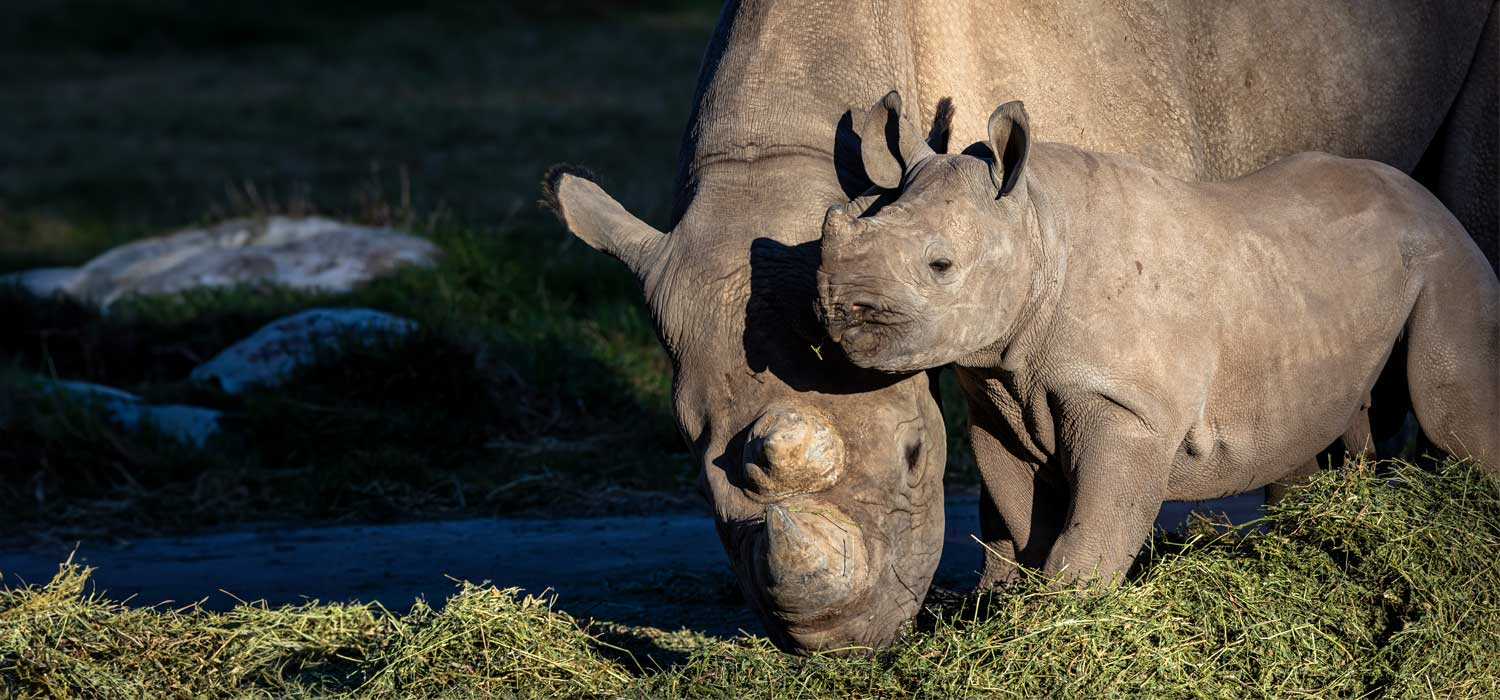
[3, 460, 1496, 698]
[0, 0, 728, 534]
[0, 215, 693, 538]
[0, 0, 991, 538]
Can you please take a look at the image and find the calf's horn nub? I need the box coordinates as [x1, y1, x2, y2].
[821, 205, 864, 246]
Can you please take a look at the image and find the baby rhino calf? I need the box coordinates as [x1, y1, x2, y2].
[819, 93, 1500, 587]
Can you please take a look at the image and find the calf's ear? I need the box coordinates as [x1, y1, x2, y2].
[542, 165, 666, 279]
[860, 91, 936, 190]
[986, 101, 1030, 197]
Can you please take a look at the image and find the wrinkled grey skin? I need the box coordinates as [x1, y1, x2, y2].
[820, 97, 1500, 586]
[545, 0, 1494, 652]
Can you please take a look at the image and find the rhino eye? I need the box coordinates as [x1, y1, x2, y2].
[928, 258, 953, 274]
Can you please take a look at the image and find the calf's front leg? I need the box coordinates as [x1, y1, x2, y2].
[1044, 405, 1172, 584]
[969, 416, 1065, 587]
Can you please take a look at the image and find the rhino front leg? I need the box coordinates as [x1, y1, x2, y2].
[970, 417, 1064, 588]
[1044, 407, 1171, 585]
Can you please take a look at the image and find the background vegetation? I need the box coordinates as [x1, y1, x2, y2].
[0, 0, 980, 540]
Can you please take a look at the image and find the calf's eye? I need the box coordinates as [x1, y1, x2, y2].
[929, 258, 953, 273]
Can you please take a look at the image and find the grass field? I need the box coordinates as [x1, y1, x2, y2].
[0, 0, 990, 539]
[4, 461, 1496, 699]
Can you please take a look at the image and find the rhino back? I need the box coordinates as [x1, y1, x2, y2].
[1026, 149, 1435, 493]
[676, 0, 1486, 225]
[1038, 147, 1424, 344]
[921, 0, 1484, 177]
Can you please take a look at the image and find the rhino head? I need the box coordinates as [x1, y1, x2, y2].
[542, 98, 950, 652]
[820, 96, 1044, 374]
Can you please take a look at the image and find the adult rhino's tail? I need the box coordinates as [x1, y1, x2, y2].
[926, 96, 956, 154]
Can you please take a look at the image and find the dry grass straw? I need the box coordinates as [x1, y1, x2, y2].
[3, 458, 1496, 699]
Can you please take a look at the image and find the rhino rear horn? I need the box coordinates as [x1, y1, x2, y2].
[743, 404, 847, 497]
[860, 91, 936, 190]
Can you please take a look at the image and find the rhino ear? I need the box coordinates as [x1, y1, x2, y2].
[986, 101, 1031, 197]
[543, 165, 666, 279]
[860, 91, 936, 190]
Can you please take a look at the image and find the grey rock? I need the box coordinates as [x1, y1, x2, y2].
[2, 216, 438, 308]
[3, 267, 84, 298]
[48, 380, 221, 448]
[190, 307, 417, 394]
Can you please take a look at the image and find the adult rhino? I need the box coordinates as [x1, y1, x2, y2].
[545, 0, 1496, 653]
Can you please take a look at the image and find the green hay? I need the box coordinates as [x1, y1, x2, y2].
[3, 459, 1496, 699]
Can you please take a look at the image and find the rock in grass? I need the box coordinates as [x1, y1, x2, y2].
[1, 216, 439, 308]
[190, 307, 417, 394]
[3, 267, 84, 297]
[45, 380, 221, 448]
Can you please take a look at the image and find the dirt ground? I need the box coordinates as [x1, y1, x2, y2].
[1, 493, 1261, 637]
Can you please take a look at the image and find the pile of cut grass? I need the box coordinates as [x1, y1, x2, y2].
[4, 459, 1496, 699]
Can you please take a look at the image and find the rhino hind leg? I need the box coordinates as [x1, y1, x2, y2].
[1265, 401, 1374, 505]
[1342, 399, 1375, 460]
[1264, 459, 1320, 506]
[1404, 255, 1500, 474]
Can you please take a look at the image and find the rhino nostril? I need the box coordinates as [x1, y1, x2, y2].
[845, 299, 882, 318]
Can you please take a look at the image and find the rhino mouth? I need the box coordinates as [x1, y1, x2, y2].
[824, 302, 917, 365]
[824, 297, 912, 339]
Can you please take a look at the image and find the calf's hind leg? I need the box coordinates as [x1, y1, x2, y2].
[1342, 398, 1375, 461]
[1265, 459, 1319, 506]
[1265, 400, 1374, 505]
[1404, 256, 1500, 473]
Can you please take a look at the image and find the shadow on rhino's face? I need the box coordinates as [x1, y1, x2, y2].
[663, 236, 948, 653]
[546, 167, 949, 653]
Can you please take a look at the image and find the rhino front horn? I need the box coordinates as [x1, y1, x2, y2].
[755, 502, 870, 614]
[743, 404, 846, 497]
